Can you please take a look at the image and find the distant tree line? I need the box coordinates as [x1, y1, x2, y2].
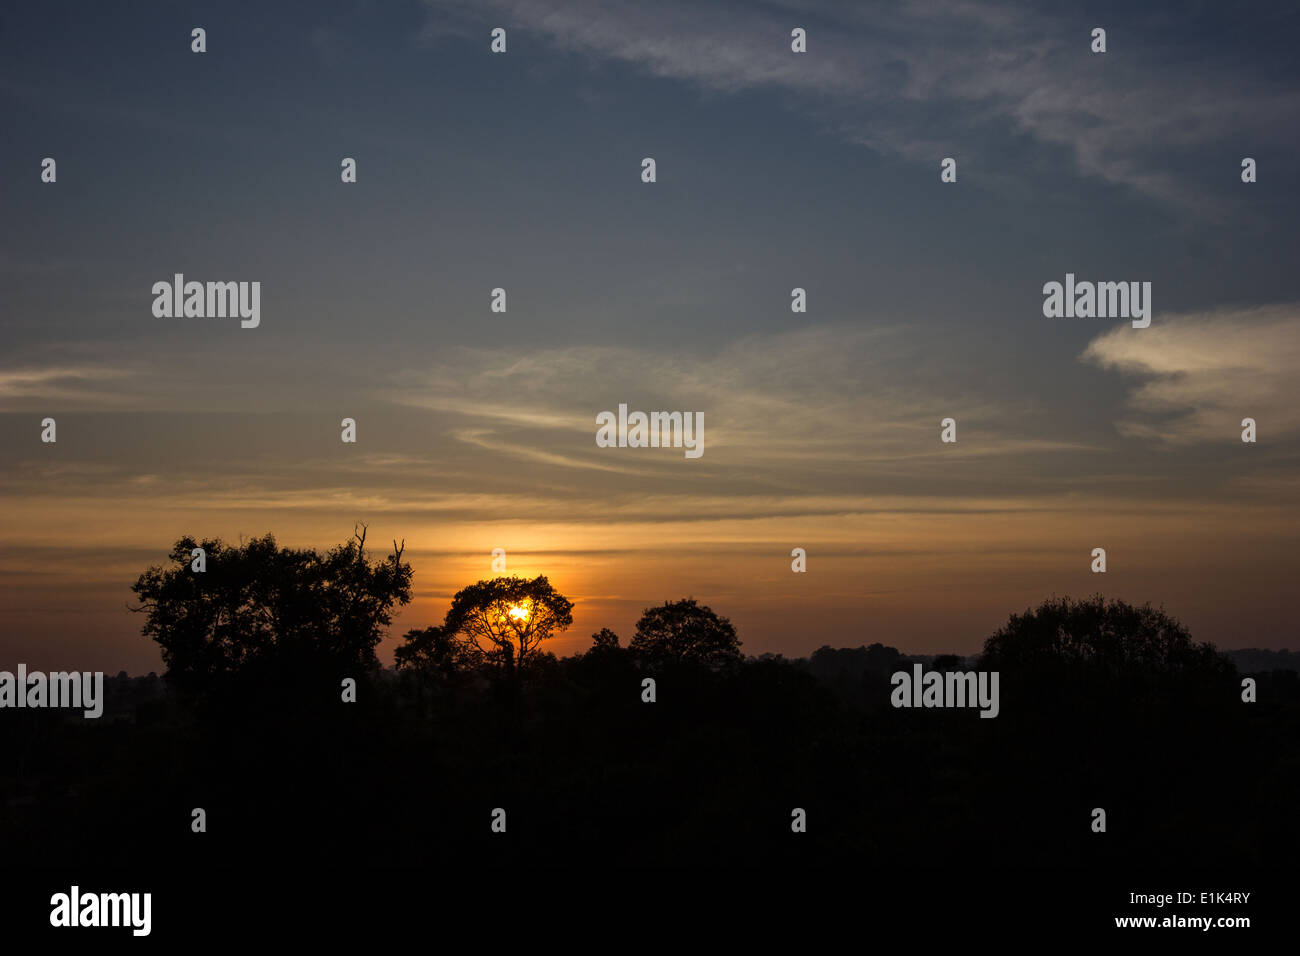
[130, 532, 1253, 704]
[0, 531, 1288, 871]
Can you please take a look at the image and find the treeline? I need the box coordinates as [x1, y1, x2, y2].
[3, 532, 1296, 871]
[1224, 647, 1300, 674]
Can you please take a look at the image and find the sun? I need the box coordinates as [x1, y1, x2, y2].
[508, 603, 530, 622]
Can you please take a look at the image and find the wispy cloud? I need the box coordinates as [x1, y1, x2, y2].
[0, 365, 133, 403]
[386, 323, 1092, 478]
[1081, 303, 1300, 444]
[421, 0, 1300, 204]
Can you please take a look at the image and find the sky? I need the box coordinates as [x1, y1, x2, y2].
[2, 0, 1299, 673]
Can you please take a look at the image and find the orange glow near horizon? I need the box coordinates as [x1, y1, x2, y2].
[2, 486, 1298, 674]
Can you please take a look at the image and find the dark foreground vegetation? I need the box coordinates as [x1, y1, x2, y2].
[3, 532, 1296, 869]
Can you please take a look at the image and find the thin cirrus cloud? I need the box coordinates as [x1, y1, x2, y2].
[384, 323, 1091, 480]
[419, 0, 1299, 204]
[1081, 303, 1300, 445]
[0, 365, 133, 404]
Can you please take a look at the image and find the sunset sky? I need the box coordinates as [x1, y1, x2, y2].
[3, 0, 1299, 673]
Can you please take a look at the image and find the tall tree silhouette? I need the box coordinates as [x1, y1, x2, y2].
[130, 525, 411, 698]
[628, 598, 742, 671]
[436, 575, 573, 677]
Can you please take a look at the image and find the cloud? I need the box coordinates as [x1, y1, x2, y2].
[0, 366, 133, 404]
[420, 0, 1300, 204]
[385, 322, 1088, 478]
[1081, 303, 1300, 444]
[0, 339, 386, 413]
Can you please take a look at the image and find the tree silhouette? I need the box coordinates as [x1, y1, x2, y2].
[438, 575, 573, 676]
[130, 525, 412, 698]
[394, 623, 483, 677]
[589, 628, 622, 654]
[931, 653, 964, 672]
[980, 594, 1233, 681]
[973, 595, 1243, 864]
[628, 598, 742, 671]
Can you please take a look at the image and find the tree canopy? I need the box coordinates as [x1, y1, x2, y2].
[393, 623, 484, 676]
[435, 575, 574, 674]
[589, 628, 622, 653]
[979, 593, 1234, 685]
[628, 598, 742, 671]
[130, 526, 412, 697]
